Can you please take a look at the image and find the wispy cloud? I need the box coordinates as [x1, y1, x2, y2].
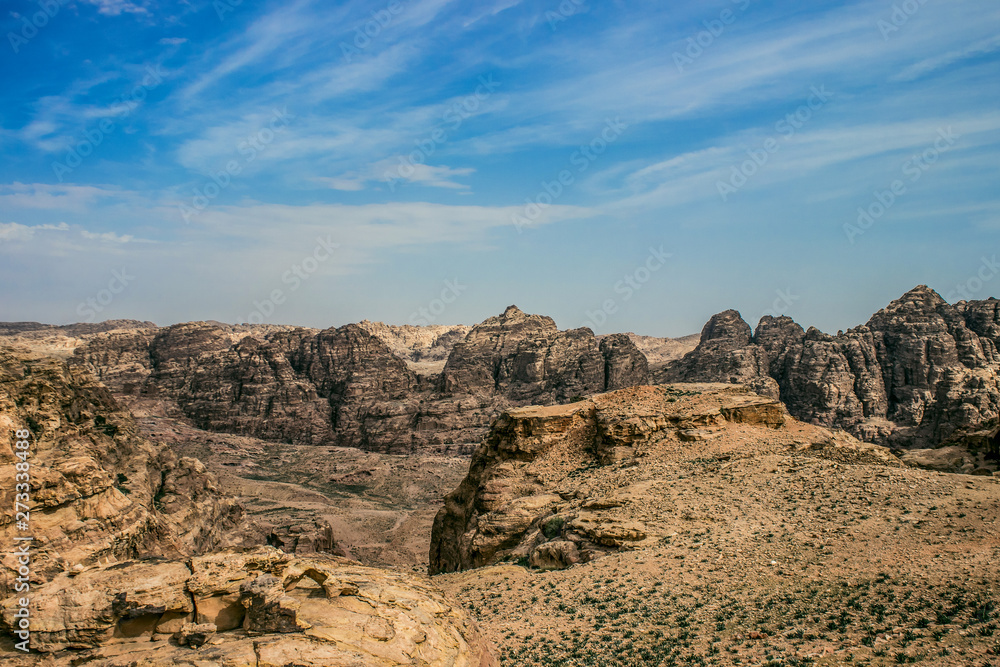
[82, 0, 150, 16]
[319, 161, 475, 192]
[80, 230, 136, 243]
[1, 0, 998, 331]
[893, 34, 1000, 82]
[0, 184, 125, 212]
[0, 222, 69, 243]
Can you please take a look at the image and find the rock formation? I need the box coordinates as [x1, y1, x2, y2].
[662, 286, 1000, 457]
[613, 331, 699, 374]
[355, 320, 472, 366]
[0, 347, 250, 598]
[70, 307, 650, 455]
[0, 547, 497, 666]
[16, 286, 1000, 462]
[429, 383, 898, 574]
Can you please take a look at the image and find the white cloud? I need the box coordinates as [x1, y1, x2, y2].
[179, 0, 320, 102]
[0, 222, 69, 243]
[0, 184, 123, 212]
[80, 230, 135, 243]
[320, 160, 475, 191]
[188, 200, 597, 264]
[82, 0, 149, 16]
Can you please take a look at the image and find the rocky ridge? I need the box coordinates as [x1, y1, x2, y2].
[431, 383, 1000, 666]
[70, 307, 651, 455]
[662, 286, 1000, 464]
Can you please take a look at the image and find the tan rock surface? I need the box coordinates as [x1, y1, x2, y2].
[0, 347, 250, 598]
[432, 384, 1000, 666]
[430, 383, 801, 574]
[1, 547, 498, 666]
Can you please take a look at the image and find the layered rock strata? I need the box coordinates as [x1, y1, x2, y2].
[0, 347, 250, 597]
[0, 547, 498, 666]
[662, 286, 1000, 456]
[429, 383, 898, 574]
[71, 307, 650, 454]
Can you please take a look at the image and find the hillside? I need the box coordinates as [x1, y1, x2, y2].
[433, 384, 1000, 666]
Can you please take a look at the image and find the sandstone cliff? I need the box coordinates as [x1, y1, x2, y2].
[429, 383, 899, 575]
[355, 320, 472, 371]
[662, 286, 1000, 462]
[0, 347, 250, 597]
[71, 307, 650, 455]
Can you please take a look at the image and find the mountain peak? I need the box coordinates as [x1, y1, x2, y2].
[502, 305, 526, 319]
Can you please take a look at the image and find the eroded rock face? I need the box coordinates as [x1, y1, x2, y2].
[663, 311, 771, 389]
[599, 333, 650, 391]
[0, 547, 498, 666]
[430, 384, 808, 575]
[441, 306, 649, 402]
[72, 308, 650, 455]
[0, 348, 249, 598]
[441, 306, 602, 401]
[663, 286, 1000, 458]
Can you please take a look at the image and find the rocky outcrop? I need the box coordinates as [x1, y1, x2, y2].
[660, 310, 764, 383]
[429, 383, 897, 575]
[663, 286, 1000, 459]
[617, 332, 700, 372]
[441, 306, 601, 401]
[0, 547, 498, 666]
[441, 306, 648, 402]
[56, 287, 1000, 460]
[0, 347, 250, 598]
[599, 333, 650, 391]
[72, 308, 650, 455]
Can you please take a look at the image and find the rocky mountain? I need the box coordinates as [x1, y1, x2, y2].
[69, 307, 651, 455]
[614, 331, 700, 372]
[2, 547, 497, 666]
[9, 285, 1000, 465]
[0, 319, 157, 337]
[442, 306, 648, 401]
[0, 344, 497, 663]
[662, 286, 1000, 464]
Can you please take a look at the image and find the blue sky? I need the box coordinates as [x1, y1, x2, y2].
[1, 0, 998, 336]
